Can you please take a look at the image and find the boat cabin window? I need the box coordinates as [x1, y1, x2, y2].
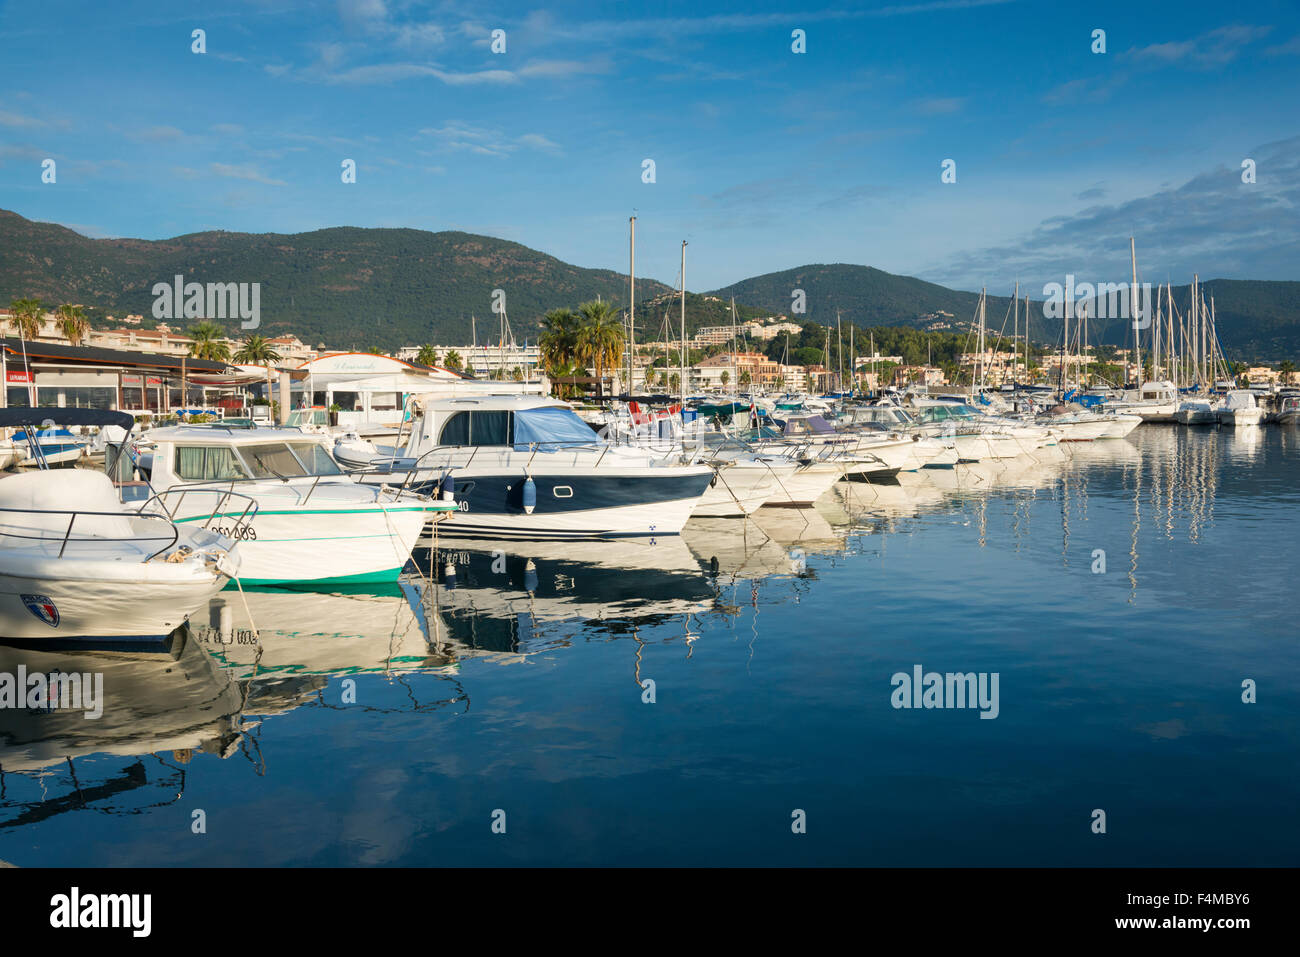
[438, 410, 513, 447]
[175, 446, 250, 481]
[176, 441, 342, 481]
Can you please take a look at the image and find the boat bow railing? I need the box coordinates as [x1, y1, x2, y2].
[0, 505, 182, 562]
[140, 488, 260, 540]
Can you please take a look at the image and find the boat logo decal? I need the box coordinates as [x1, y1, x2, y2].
[21, 594, 60, 628]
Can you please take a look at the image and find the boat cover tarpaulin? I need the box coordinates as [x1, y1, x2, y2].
[513, 406, 602, 451]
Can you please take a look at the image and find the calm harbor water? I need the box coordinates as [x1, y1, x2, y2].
[2, 427, 1297, 866]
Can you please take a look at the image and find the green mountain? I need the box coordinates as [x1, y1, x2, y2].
[709, 264, 1300, 361]
[708, 263, 1025, 331]
[4, 210, 1296, 361]
[0, 209, 673, 350]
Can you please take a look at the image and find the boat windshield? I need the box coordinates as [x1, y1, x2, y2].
[841, 407, 912, 427]
[915, 405, 977, 423]
[177, 441, 343, 481]
[238, 441, 343, 478]
[287, 409, 329, 427]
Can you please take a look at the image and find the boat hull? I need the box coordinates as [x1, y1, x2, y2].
[761, 463, 843, 507]
[171, 504, 428, 585]
[382, 468, 714, 539]
[1217, 409, 1263, 427]
[0, 566, 228, 639]
[693, 462, 795, 517]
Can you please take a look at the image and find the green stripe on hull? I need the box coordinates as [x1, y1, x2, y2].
[227, 566, 405, 588]
[175, 507, 437, 520]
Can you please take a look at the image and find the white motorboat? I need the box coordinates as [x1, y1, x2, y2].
[1216, 391, 1264, 427]
[1109, 380, 1179, 422]
[1173, 399, 1218, 425]
[1276, 395, 1300, 427]
[1096, 412, 1143, 438]
[692, 455, 798, 517]
[764, 413, 919, 480]
[345, 395, 716, 539]
[11, 426, 88, 467]
[0, 410, 239, 640]
[761, 459, 844, 506]
[909, 402, 1052, 460]
[133, 426, 453, 585]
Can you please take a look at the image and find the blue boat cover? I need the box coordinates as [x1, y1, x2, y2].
[513, 406, 601, 451]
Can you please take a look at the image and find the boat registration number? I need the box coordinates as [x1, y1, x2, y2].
[211, 524, 258, 541]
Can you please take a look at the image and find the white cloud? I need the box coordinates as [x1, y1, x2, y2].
[210, 162, 289, 186]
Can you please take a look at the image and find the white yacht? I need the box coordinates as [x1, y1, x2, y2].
[1216, 391, 1264, 427]
[0, 410, 239, 639]
[133, 426, 452, 585]
[344, 395, 716, 539]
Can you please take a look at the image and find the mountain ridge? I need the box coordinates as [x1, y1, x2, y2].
[3, 209, 1297, 360]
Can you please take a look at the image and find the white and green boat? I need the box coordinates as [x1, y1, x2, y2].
[132, 426, 455, 586]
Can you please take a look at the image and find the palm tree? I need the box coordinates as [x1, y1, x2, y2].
[739, 369, 752, 389]
[54, 303, 89, 346]
[1278, 360, 1296, 386]
[234, 334, 283, 408]
[188, 321, 231, 361]
[415, 344, 439, 367]
[443, 349, 463, 372]
[719, 370, 730, 390]
[7, 298, 44, 340]
[575, 299, 625, 394]
[539, 308, 580, 372]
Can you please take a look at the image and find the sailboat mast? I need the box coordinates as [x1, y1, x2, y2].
[1012, 281, 1019, 388]
[1131, 237, 1141, 390]
[732, 297, 738, 394]
[628, 216, 636, 395]
[679, 241, 687, 408]
[836, 310, 843, 393]
[1059, 289, 1068, 395]
[850, 320, 856, 396]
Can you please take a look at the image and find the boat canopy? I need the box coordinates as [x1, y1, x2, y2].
[0, 407, 134, 431]
[696, 402, 750, 419]
[512, 406, 602, 451]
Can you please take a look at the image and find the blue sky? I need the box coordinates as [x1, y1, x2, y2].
[2, 0, 1298, 296]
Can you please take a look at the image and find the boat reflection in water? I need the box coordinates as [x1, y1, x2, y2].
[0, 631, 246, 829]
[411, 535, 719, 652]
